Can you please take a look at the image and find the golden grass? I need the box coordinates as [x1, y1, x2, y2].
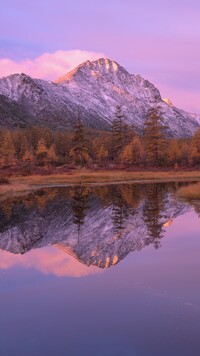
[0, 169, 200, 199]
[9, 169, 200, 186]
[177, 182, 200, 200]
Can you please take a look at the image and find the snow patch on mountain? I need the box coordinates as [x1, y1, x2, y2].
[0, 58, 199, 136]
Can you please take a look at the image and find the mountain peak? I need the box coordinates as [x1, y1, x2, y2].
[55, 57, 126, 84]
[0, 57, 199, 136]
[91, 57, 120, 71]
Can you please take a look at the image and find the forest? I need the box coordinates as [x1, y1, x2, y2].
[0, 106, 200, 175]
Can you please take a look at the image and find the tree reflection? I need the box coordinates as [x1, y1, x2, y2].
[109, 185, 143, 238]
[70, 185, 89, 240]
[111, 188, 129, 238]
[143, 184, 167, 249]
[0, 182, 190, 267]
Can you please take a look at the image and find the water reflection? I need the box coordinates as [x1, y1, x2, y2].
[0, 246, 100, 277]
[70, 185, 89, 239]
[0, 182, 191, 271]
[143, 184, 167, 249]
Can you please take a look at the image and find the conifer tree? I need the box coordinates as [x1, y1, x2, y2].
[36, 138, 48, 166]
[189, 128, 200, 165]
[47, 144, 58, 166]
[54, 131, 70, 163]
[143, 106, 167, 166]
[43, 128, 53, 148]
[0, 130, 15, 167]
[13, 129, 28, 160]
[70, 112, 90, 165]
[28, 126, 42, 150]
[179, 142, 189, 166]
[22, 149, 35, 175]
[110, 105, 130, 161]
[189, 145, 199, 166]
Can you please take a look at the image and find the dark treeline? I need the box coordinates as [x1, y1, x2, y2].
[0, 106, 200, 173]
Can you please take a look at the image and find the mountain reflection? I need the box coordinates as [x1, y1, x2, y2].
[0, 183, 191, 270]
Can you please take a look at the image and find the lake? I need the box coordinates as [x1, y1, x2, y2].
[0, 182, 200, 356]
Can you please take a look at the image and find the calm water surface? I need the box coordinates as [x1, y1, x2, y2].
[0, 183, 200, 356]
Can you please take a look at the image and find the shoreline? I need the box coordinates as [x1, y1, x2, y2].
[0, 169, 200, 199]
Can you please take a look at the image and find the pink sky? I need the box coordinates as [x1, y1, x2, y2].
[1, 0, 200, 113]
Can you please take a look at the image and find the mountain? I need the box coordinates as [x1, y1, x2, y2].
[0, 94, 32, 128]
[0, 58, 199, 136]
[0, 184, 190, 268]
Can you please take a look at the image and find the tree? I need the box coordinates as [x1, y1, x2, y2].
[22, 149, 35, 174]
[120, 142, 133, 165]
[0, 130, 16, 167]
[96, 145, 109, 162]
[13, 129, 28, 160]
[43, 128, 53, 148]
[110, 105, 131, 162]
[27, 126, 42, 150]
[70, 113, 90, 165]
[92, 134, 111, 162]
[36, 138, 48, 166]
[189, 128, 200, 166]
[120, 136, 144, 166]
[189, 145, 199, 166]
[54, 131, 70, 164]
[47, 144, 58, 166]
[143, 107, 167, 166]
[167, 139, 180, 166]
[179, 142, 189, 166]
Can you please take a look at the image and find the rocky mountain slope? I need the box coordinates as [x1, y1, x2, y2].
[0, 58, 199, 136]
[0, 94, 32, 128]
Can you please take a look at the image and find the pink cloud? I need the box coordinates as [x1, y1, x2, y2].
[0, 50, 105, 80]
[0, 245, 101, 277]
[0, 46, 199, 114]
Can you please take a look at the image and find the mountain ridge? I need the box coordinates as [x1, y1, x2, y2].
[0, 57, 199, 137]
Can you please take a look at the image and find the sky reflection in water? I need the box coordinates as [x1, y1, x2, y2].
[0, 183, 200, 356]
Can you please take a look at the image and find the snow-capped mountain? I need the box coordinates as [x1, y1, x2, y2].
[0, 58, 199, 136]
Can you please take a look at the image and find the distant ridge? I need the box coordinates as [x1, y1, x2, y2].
[0, 57, 199, 137]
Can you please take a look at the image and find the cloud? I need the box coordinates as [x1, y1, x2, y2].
[0, 47, 199, 113]
[0, 50, 105, 80]
[0, 246, 101, 277]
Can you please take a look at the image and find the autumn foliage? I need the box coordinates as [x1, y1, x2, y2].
[0, 106, 200, 174]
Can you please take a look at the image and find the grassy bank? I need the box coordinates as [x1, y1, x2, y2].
[0, 182, 31, 199]
[1, 169, 200, 198]
[177, 182, 200, 200]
